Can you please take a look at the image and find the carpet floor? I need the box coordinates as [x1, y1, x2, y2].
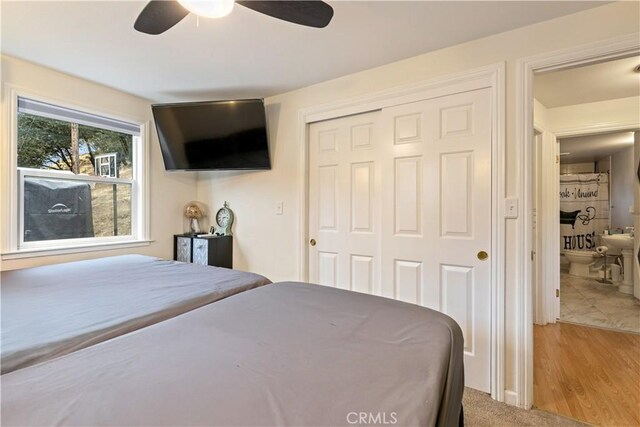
[463, 388, 588, 426]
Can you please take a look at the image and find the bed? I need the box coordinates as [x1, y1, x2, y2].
[1, 282, 464, 426]
[0, 254, 271, 374]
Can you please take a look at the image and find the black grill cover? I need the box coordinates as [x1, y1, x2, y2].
[24, 178, 94, 242]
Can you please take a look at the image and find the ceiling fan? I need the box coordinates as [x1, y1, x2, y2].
[134, 0, 334, 35]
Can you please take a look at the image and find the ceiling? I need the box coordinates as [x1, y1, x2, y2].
[534, 55, 640, 108]
[559, 131, 635, 164]
[539, 56, 639, 165]
[0, 1, 608, 103]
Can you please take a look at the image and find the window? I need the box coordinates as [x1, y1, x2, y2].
[95, 153, 119, 178]
[6, 94, 148, 255]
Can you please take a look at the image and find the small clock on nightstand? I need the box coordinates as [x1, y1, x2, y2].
[211, 201, 234, 236]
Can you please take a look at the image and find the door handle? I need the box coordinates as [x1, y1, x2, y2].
[477, 251, 488, 261]
[310, 239, 317, 247]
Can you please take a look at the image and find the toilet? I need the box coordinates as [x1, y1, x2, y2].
[564, 249, 597, 277]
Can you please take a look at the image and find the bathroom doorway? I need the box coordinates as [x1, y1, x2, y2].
[531, 55, 640, 426]
[532, 55, 640, 333]
[556, 130, 639, 332]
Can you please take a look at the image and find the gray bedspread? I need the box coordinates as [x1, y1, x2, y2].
[0, 254, 271, 374]
[1, 282, 464, 426]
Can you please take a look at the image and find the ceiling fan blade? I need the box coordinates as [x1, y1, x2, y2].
[134, 1, 190, 35]
[237, 1, 334, 28]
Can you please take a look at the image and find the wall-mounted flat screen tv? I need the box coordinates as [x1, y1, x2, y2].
[152, 99, 271, 171]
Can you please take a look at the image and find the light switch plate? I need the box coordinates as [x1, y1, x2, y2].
[505, 198, 518, 219]
[276, 201, 283, 215]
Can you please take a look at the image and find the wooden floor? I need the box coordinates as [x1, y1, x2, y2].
[534, 322, 640, 426]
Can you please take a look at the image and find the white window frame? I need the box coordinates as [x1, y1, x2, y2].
[1, 86, 150, 259]
[95, 153, 119, 178]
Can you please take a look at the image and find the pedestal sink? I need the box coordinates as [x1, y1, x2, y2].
[601, 234, 634, 294]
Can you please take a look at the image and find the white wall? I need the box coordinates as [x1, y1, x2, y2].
[597, 156, 611, 174]
[197, 1, 639, 401]
[532, 99, 561, 325]
[546, 96, 640, 134]
[611, 146, 635, 229]
[0, 55, 197, 271]
[533, 98, 550, 129]
[559, 163, 595, 174]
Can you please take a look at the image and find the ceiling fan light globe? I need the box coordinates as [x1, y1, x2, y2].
[178, 0, 235, 18]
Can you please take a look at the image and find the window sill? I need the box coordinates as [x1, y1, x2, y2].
[1, 240, 154, 260]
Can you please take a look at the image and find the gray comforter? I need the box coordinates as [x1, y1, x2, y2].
[1, 282, 464, 426]
[0, 254, 271, 374]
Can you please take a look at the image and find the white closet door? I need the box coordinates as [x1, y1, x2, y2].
[379, 88, 492, 392]
[309, 111, 381, 294]
[308, 87, 492, 392]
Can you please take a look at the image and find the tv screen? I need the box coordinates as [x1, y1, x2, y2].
[152, 99, 271, 171]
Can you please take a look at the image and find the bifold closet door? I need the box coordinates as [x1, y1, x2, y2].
[308, 87, 492, 392]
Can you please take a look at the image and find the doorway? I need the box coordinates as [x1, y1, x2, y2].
[531, 56, 640, 331]
[556, 130, 639, 332]
[519, 34, 640, 412]
[530, 53, 640, 425]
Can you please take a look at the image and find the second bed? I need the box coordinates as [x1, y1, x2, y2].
[0, 254, 271, 373]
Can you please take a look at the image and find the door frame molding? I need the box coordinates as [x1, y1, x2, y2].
[516, 33, 640, 409]
[297, 62, 506, 400]
[532, 123, 560, 327]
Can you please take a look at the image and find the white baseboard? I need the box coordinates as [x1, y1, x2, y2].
[504, 390, 519, 407]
